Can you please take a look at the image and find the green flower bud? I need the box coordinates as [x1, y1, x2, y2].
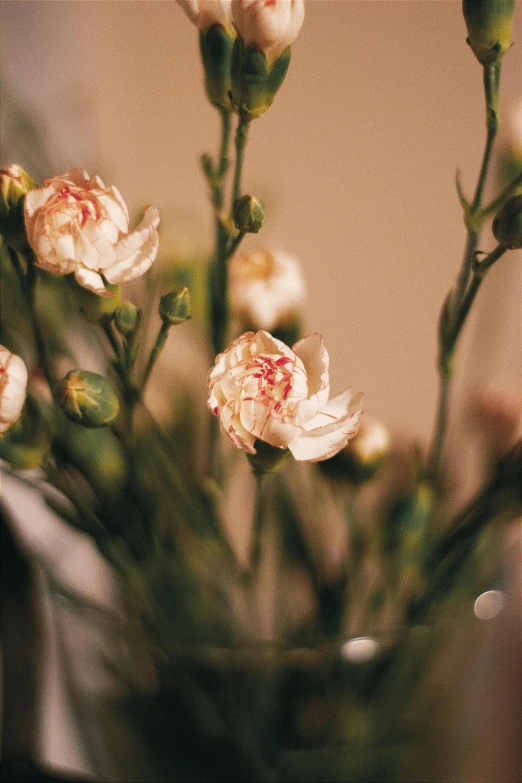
[159, 287, 191, 325]
[70, 278, 121, 323]
[233, 195, 265, 234]
[230, 38, 291, 120]
[114, 301, 140, 335]
[199, 25, 235, 111]
[463, 0, 515, 66]
[57, 370, 120, 428]
[0, 164, 36, 251]
[492, 194, 522, 248]
[247, 440, 288, 475]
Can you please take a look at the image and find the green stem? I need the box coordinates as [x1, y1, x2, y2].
[227, 230, 245, 260]
[232, 115, 250, 205]
[471, 64, 500, 214]
[427, 63, 501, 484]
[249, 473, 265, 572]
[217, 110, 231, 185]
[9, 249, 56, 394]
[141, 321, 170, 392]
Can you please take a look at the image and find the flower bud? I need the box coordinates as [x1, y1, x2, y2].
[0, 164, 36, 251]
[319, 416, 390, 485]
[230, 0, 304, 118]
[114, 301, 140, 335]
[159, 287, 192, 325]
[57, 370, 120, 428]
[233, 195, 265, 233]
[177, 2, 236, 111]
[229, 248, 305, 332]
[492, 194, 522, 248]
[0, 345, 28, 434]
[463, 0, 515, 66]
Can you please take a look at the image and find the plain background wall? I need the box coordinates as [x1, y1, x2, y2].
[1, 1, 521, 449]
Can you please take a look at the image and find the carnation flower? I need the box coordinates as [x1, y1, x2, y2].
[232, 0, 305, 68]
[177, 0, 233, 30]
[229, 248, 305, 331]
[208, 330, 362, 461]
[0, 345, 28, 434]
[24, 169, 160, 297]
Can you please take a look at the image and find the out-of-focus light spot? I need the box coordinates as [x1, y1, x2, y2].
[341, 636, 379, 663]
[474, 590, 505, 620]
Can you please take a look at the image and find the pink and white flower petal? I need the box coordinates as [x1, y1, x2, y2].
[239, 395, 299, 448]
[288, 410, 362, 462]
[98, 190, 129, 232]
[302, 389, 362, 432]
[74, 266, 110, 297]
[105, 229, 159, 284]
[221, 402, 257, 453]
[111, 206, 159, 262]
[293, 333, 329, 399]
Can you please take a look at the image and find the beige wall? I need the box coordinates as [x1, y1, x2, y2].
[1, 1, 521, 444]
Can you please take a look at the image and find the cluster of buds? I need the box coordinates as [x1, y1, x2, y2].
[178, 0, 304, 118]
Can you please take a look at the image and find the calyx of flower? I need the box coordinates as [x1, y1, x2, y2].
[230, 0, 304, 118]
[24, 169, 160, 298]
[208, 330, 363, 462]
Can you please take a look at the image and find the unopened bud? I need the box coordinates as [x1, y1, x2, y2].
[0, 164, 36, 251]
[463, 0, 515, 66]
[159, 287, 191, 325]
[57, 370, 120, 428]
[114, 302, 139, 335]
[233, 195, 265, 233]
[492, 194, 522, 248]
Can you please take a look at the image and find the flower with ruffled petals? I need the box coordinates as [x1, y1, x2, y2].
[177, 0, 233, 30]
[232, 0, 304, 68]
[0, 345, 28, 434]
[24, 169, 159, 297]
[229, 248, 305, 331]
[208, 330, 362, 461]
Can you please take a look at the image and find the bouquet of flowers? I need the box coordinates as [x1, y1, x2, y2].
[1, 1, 521, 781]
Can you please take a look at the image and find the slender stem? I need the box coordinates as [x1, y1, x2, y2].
[217, 110, 231, 188]
[227, 230, 245, 260]
[232, 115, 250, 205]
[141, 321, 170, 392]
[249, 473, 265, 572]
[471, 64, 500, 213]
[426, 373, 452, 482]
[9, 249, 56, 394]
[427, 63, 501, 484]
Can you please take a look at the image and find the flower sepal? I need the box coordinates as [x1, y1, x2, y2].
[247, 439, 288, 475]
[69, 276, 121, 323]
[199, 25, 236, 111]
[230, 37, 291, 119]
